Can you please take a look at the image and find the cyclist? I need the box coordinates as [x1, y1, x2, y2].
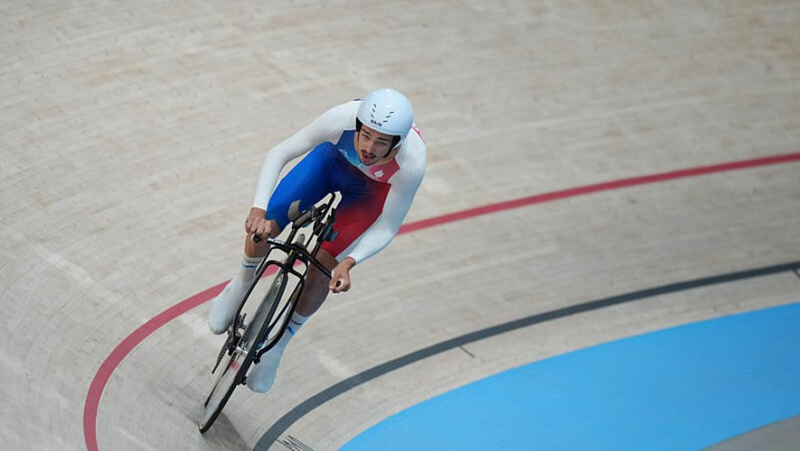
[208, 88, 426, 393]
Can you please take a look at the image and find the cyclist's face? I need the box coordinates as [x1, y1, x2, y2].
[355, 126, 394, 165]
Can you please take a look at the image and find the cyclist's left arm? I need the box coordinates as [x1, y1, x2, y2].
[328, 159, 425, 293]
[346, 155, 426, 266]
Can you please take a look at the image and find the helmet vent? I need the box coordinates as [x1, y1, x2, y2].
[369, 105, 395, 126]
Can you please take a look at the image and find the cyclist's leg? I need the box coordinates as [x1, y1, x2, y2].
[263, 143, 339, 233]
[209, 143, 336, 334]
[293, 249, 339, 316]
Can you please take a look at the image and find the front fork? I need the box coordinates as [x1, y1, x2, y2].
[211, 312, 247, 374]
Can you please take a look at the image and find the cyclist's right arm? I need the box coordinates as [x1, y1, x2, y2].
[251, 101, 358, 211]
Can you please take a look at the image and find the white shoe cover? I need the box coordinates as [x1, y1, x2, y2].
[207, 281, 245, 334]
[246, 344, 285, 393]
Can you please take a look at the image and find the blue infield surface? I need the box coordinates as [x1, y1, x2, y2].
[342, 303, 800, 450]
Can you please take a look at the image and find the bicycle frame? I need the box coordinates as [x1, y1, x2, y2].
[228, 193, 338, 362]
[199, 193, 340, 432]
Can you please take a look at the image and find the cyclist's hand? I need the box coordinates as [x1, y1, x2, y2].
[330, 258, 356, 293]
[245, 207, 276, 239]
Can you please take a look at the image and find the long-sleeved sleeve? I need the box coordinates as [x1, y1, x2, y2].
[252, 101, 358, 210]
[344, 139, 426, 264]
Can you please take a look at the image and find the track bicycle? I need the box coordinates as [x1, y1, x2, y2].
[198, 193, 339, 432]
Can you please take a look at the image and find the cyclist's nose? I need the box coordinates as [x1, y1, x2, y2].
[363, 140, 379, 155]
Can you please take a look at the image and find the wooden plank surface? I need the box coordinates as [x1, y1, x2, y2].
[1, 1, 799, 450]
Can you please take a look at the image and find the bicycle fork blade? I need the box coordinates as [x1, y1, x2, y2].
[213, 314, 247, 374]
[211, 348, 225, 374]
[212, 334, 234, 374]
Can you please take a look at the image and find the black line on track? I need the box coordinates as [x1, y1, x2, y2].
[253, 260, 800, 450]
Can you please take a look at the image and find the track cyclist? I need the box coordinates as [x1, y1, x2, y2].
[208, 88, 427, 393]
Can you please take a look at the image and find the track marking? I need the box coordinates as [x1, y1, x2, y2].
[459, 345, 476, 359]
[83, 151, 800, 451]
[278, 435, 315, 451]
[253, 261, 800, 449]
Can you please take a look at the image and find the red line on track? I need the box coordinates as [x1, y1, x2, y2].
[83, 151, 800, 451]
[83, 282, 226, 451]
[399, 152, 800, 233]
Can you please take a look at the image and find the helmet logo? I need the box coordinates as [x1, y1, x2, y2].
[369, 104, 395, 127]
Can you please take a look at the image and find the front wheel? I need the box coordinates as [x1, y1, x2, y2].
[198, 272, 287, 432]
[198, 314, 249, 432]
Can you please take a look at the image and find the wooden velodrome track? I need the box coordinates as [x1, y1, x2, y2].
[3, 1, 799, 450]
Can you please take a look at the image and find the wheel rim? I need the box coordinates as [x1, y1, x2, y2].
[199, 344, 245, 428]
[199, 272, 287, 431]
[243, 273, 285, 351]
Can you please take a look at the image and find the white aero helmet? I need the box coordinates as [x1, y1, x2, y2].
[356, 88, 414, 148]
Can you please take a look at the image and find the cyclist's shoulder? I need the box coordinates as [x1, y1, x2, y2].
[394, 139, 426, 185]
[307, 100, 360, 143]
[318, 99, 360, 127]
[401, 129, 427, 164]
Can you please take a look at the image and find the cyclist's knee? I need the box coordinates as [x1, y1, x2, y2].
[306, 263, 330, 287]
[303, 256, 334, 292]
[316, 250, 338, 271]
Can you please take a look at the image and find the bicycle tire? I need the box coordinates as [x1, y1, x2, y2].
[198, 272, 287, 432]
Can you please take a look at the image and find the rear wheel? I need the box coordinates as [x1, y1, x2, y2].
[198, 272, 287, 432]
